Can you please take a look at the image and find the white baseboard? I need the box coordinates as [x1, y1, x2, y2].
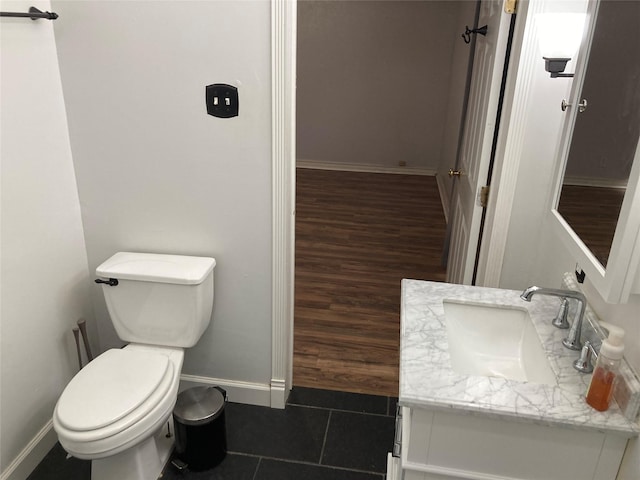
[297, 158, 436, 176]
[179, 374, 272, 407]
[269, 378, 289, 409]
[0, 420, 57, 480]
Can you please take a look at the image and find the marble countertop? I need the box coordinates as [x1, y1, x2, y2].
[399, 279, 639, 436]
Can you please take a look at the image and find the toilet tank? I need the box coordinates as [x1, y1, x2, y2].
[96, 252, 216, 348]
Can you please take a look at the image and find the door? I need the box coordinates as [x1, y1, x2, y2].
[446, 0, 513, 284]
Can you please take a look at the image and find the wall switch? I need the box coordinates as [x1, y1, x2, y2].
[206, 84, 238, 118]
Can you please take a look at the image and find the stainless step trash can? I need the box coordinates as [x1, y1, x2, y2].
[172, 386, 227, 471]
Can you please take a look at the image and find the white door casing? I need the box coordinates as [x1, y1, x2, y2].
[270, 0, 296, 408]
[446, 0, 513, 285]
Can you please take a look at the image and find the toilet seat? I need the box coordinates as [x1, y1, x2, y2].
[53, 346, 182, 459]
[57, 348, 172, 432]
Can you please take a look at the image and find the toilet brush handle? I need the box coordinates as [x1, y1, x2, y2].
[77, 319, 94, 362]
[72, 327, 83, 370]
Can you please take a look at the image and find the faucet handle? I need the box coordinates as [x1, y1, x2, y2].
[573, 341, 595, 373]
[562, 335, 583, 351]
[552, 298, 570, 329]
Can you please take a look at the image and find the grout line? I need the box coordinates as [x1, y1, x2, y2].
[318, 410, 332, 465]
[287, 402, 390, 417]
[251, 456, 262, 480]
[228, 451, 386, 476]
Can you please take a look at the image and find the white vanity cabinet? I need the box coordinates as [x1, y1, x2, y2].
[394, 280, 639, 480]
[388, 406, 627, 480]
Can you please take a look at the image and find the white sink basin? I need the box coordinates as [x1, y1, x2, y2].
[443, 300, 556, 385]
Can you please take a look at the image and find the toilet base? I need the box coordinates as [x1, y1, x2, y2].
[91, 422, 173, 480]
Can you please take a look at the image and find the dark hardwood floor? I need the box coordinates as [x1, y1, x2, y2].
[293, 168, 447, 397]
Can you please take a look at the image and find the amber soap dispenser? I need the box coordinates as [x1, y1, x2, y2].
[586, 323, 625, 412]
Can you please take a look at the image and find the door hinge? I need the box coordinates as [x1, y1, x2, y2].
[504, 0, 517, 14]
[480, 186, 490, 208]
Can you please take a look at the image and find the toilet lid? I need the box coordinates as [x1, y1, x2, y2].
[56, 349, 171, 431]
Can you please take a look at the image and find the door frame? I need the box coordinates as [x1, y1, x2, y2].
[475, 0, 539, 286]
[270, 0, 539, 407]
[270, 0, 296, 408]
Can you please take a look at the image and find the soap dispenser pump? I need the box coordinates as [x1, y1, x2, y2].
[586, 322, 625, 412]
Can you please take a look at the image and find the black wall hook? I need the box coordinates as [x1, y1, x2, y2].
[462, 25, 488, 44]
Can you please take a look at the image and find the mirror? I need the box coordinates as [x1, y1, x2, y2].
[556, 0, 640, 268]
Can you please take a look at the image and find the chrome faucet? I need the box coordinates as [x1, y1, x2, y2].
[520, 286, 586, 351]
[573, 340, 597, 373]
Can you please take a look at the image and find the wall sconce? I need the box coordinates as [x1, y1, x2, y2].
[536, 13, 587, 78]
[543, 57, 573, 78]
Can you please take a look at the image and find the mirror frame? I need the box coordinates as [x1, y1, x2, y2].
[549, 0, 640, 303]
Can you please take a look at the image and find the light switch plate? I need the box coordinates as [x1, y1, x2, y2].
[206, 84, 238, 118]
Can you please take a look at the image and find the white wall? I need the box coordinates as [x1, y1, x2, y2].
[51, 1, 274, 391]
[498, 71, 572, 289]
[0, 1, 93, 478]
[297, 0, 465, 172]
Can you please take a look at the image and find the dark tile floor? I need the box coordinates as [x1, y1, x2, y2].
[28, 387, 397, 480]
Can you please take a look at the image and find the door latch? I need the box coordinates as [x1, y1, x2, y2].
[561, 98, 588, 113]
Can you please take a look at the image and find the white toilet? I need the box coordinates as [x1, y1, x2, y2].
[53, 252, 216, 480]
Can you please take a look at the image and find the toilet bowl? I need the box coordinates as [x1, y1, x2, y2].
[53, 252, 215, 480]
[53, 345, 183, 480]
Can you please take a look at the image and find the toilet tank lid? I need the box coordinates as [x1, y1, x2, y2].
[96, 252, 216, 285]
